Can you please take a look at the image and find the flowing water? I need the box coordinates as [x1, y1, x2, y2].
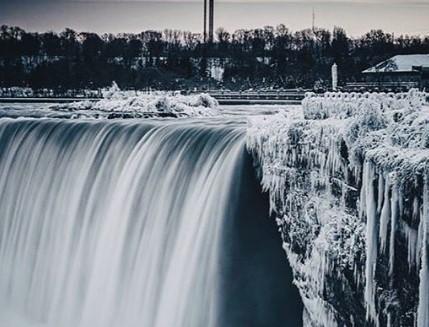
[0, 114, 302, 327]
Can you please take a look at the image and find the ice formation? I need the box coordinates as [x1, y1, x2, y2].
[302, 90, 426, 120]
[51, 83, 220, 118]
[247, 89, 429, 327]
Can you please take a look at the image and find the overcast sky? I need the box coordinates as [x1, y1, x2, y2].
[1, 0, 428, 36]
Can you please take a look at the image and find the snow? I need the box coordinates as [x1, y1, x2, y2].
[247, 89, 429, 326]
[363, 54, 429, 73]
[51, 83, 220, 118]
[302, 89, 426, 121]
[0, 87, 34, 98]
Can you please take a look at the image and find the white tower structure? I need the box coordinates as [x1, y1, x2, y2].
[332, 63, 338, 91]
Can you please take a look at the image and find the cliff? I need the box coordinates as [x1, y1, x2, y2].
[247, 90, 429, 327]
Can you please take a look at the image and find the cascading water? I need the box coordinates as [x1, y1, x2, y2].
[0, 117, 302, 327]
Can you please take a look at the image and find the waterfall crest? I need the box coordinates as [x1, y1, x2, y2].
[0, 118, 245, 327]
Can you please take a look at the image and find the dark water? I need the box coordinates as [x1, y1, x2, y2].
[221, 148, 303, 326]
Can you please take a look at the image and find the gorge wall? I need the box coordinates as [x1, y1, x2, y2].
[247, 90, 429, 327]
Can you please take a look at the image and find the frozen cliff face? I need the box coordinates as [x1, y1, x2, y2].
[51, 83, 220, 118]
[247, 90, 429, 327]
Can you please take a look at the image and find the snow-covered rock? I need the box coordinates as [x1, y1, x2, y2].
[52, 83, 220, 118]
[247, 90, 429, 327]
[0, 87, 34, 98]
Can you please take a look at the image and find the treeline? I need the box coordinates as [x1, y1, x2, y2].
[1, 24, 429, 90]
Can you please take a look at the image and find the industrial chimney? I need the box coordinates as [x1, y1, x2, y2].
[209, 0, 214, 42]
[203, 0, 207, 42]
[203, 0, 214, 43]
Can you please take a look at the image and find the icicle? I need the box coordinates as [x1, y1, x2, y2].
[379, 174, 391, 253]
[363, 161, 379, 324]
[387, 313, 392, 327]
[403, 222, 419, 271]
[377, 174, 385, 214]
[417, 175, 429, 327]
[406, 196, 421, 270]
[389, 178, 399, 277]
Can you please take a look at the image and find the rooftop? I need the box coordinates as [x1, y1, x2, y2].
[363, 54, 429, 74]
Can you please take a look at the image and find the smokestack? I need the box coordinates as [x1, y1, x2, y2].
[209, 0, 214, 43]
[203, 0, 207, 43]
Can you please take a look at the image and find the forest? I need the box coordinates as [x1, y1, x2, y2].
[1, 24, 429, 90]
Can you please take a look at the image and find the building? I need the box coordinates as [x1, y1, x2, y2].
[361, 54, 429, 91]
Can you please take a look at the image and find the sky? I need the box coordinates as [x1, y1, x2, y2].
[0, 0, 428, 37]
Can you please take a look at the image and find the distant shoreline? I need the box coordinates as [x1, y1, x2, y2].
[0, 97, 303, 105]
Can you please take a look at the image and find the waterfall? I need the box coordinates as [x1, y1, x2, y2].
[0, 118, 301, 327]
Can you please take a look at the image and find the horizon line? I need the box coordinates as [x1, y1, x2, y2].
[3, 23, 427, 38]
